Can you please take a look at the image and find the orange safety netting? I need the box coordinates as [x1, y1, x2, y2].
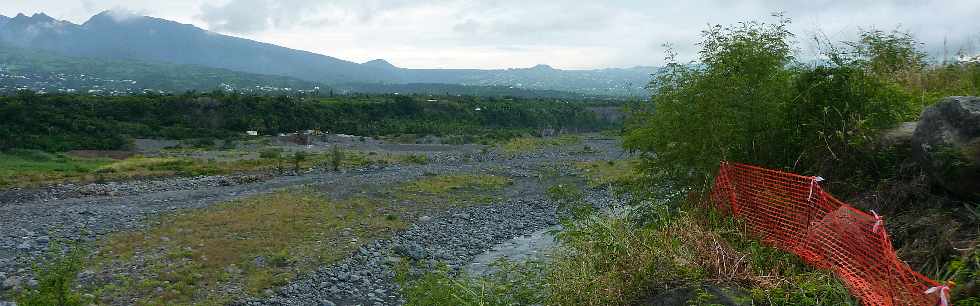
[710, 161, 949, 306]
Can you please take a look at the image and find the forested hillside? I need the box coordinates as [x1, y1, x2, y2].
[0, 44, 320, 94]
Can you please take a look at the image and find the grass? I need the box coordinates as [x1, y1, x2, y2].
[14, 242, 91, 306]
[397, 187, 857, 306]
[39, 171, 516, 305]
[501, 135, 582, 154]
[0, 150, 113, 187]
[397, 261, 548, 306]
[0, 148, 395, 188]
[394, 174, 511, 207]
[88, 189, 407, 305]
[574, 159, 638, 188]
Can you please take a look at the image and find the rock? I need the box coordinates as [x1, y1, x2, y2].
[1, 276, 19, 290]
[252, 256, 267, 268]
[393, 243, 426, 260]
[880, 121, 917, 147]
[319, 300, 336, 306]
[912, 96, 980, 199]
[418, 215, 432, 222]
[16, 241, 31, 251]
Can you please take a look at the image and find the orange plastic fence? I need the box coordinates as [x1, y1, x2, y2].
[710, 161, 949, 306]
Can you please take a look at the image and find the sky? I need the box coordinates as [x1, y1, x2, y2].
[2, 0, 979, 69]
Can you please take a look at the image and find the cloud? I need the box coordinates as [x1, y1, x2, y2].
[197, 0, 338, 33]
[5, 0, 980, 68]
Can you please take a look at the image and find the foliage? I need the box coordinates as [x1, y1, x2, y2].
[291, 151, 307, 172]
[0, 92, 617, 152]
[395, 174, 510, 207]
[329, 146, 344, 171]
[501, 135, 582, 154]
[548, 211, 691, 305]
[398, 261, 548, 306]
[15, 242, 90, 306]
[625, 15, 798, 191]
[625, 16, 922, 194]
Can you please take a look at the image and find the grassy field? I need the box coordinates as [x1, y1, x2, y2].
[393, 174, 511, 207]
[89, 189, 407, 305]
[574, 159, 638, 188]
[501, 135, 582, 154]
[0, 148, 397, 188]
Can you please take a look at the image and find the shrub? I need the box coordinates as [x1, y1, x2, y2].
[258, 148, 282, 159]
[625, 15, 797, 192]
[15, 242, 89, 306]
[329, 146, 344, 171]
[625, 15, 914, 195]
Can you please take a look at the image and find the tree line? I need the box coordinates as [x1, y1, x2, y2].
[0, 92, 619, 152]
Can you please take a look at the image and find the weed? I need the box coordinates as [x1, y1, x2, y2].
[398, 261, 547, 306]
[402, 154, 429, 165]
[90, 189, 407, 305]
[15, 242, 90, 306]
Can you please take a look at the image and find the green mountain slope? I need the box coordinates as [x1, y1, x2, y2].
[0, 44, 321, 94]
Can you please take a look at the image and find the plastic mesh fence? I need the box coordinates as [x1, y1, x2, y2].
[710, 161, 948, 306]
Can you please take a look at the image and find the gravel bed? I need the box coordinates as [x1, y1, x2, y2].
[0, 136, 626, 302]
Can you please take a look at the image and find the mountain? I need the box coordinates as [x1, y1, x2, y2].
[0, 11, 655, 96]
[0, 44, 321, 94]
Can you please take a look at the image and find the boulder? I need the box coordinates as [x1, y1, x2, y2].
[879, 121, 917, 147]
[911, 96, 980, 199]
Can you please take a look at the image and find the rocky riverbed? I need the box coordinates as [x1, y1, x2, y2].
[0, 135, 626, 305]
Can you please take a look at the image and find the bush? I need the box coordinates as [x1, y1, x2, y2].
[625, 15, 797, 191]
[258, 148, 282, 159]
[329, 146, 344, 171]
[15, 243, 89, 306]
[399, 261, 547, 306]
[625, 15, 914, 195]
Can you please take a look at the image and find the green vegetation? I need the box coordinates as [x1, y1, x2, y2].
[15, 242, 91, 306]
[0, 149, 112, 187]
[574, 160, 638, 188]
[618, 15, 977, 305]
[90, 189, 407, 305]
[501, 135, 582, 154]
[396, 16, 978, 305]
[0, 92, 616, 152]
[625, 15, 919, 193]
[395, 174, 511, 206]
[0, 148, 387, 188]
[0, 45, 318, 93]
[397, 261, 548, 306]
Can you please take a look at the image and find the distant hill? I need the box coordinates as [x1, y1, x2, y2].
[0, 11, 656, 97]
[332, 82, 623, 100]
[0, 44, 320, 94]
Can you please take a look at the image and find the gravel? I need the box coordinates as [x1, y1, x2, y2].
[0, 136, 626, 304]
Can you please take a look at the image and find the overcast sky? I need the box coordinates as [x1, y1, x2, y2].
[3, 0, 979, 69]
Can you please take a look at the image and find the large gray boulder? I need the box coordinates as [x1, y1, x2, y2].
[912, 96, 980, 199]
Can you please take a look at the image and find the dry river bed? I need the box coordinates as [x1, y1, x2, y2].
[0, 136, 627, 305]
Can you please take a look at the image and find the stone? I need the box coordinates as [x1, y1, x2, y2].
[912, 96, 980, 199]
[1, 276, 19, 290]
[393, 243, 426, 260]
[879, 121, 917, 147]
[253, 256, 268, 268]
[16, 241, 32, 251]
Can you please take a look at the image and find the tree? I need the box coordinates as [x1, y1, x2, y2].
[330, 145, 344, 171]
[625, 14, 797, 191]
